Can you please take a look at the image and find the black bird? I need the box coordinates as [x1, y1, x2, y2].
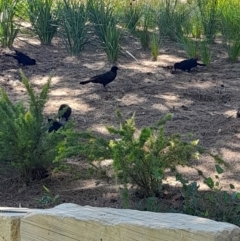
[48, 119, 63, 133]
[4, 50, 36, 66]
[58, 104, 72, 122]
[79, 66, 119, 91]
[174, 58, 206, 72]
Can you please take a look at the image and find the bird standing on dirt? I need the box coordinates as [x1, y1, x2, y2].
[79, 66, 119, 91]
[4, 49, 36, 66]
[58, 104, 72, 122]
[173, 58, 206, 72]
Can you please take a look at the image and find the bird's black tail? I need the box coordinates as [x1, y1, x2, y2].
[4, 53, 16, 58]
[197, 63, 206, 66]
[79, 80, 92, 85]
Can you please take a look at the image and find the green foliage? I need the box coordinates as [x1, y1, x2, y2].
[138, 29, 150, 50]
[200, 40, 211, 65]
[35, 185, 60, 207]
[157, 0, 190, 41]
[27, 0, 58, 45]
[177, 36, 198, 58]
[177, 177, 203, 215]
[0, 0, 20, 47]
[219, 2, 240, 62]
[177, 162, 240, 226]
[107, 111, 200, 198]
[123, 2, 142, 33]
[196, 0, 219, 43]
[87, 0, 121, 63]
[54, 130, 111, 172]
[150, 33, 160, 61]
[57, 0, 89, 56]
[137, 197, 161, 212]
[189, 15, 203, 39]
[136, 4, 154, 50]
[0, 70, 75, 183]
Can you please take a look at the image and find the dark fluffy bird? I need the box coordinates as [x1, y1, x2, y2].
[58, 104, 72, 122]
[48, 119, 63, 133]
[174, 58, 206, 72]
[4, 50, 36, 66]
[79, 66, 119, 91]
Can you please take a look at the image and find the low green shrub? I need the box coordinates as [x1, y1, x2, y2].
[107, 111, 200, 199]
[35, 185, 60, 207]
[135, 156, 240, 226]
[0, 70, 75, 183]
[179, 162, 240, 226]
[60, 108, 239, 226]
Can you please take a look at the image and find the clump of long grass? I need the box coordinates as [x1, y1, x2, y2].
[0, 0, 20, 48]
[219, 1, 240, 62]
[196, 0, 219, 43]
[156, 0, 190, 41]
[138, 29, 150, 50]
[123, 1, 142, 33]
[200, 40, 211, 65]
[177, 35, 198, 58]
[27, 0, 58, 45]
[136, 4, 154, 50]
[57, 0, 89, 56]
[189, 15, 203, 39]
[150, 33, 161, 61]
[87, 0, 121, 63]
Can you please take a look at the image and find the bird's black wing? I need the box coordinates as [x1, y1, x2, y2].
[90, 70, 115, 83]
[15, 50, 28, 58]
[89, 73, 105, 81]
[90, 71, 109, 80]
[15, 50, 35, 63]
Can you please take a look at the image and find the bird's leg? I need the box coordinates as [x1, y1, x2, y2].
[103, 85, 108, 92]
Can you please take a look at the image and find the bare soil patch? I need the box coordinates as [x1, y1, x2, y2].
[0, 34, 240, 210]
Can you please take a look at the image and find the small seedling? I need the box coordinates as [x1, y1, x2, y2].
[36, 185, 60, 206]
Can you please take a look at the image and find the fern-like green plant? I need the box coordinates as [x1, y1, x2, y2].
[107, 111, 200, 199]
[0, 70, 75, 183]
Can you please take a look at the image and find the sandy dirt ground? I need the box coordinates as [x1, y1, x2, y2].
[0, 33, 240, 209]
